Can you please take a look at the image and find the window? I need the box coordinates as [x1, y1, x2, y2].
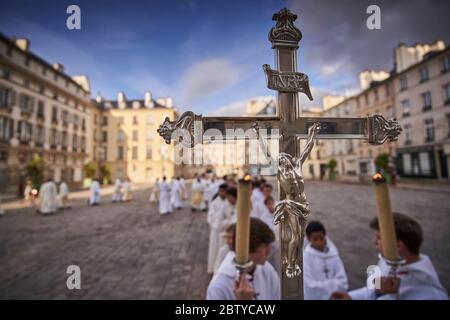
[402, 100, 410, 117]
[441, 55, 450, 73]
[146, 145, 152, 159]
[133, 116, 138, 125]
[52, 107, 58, 123]
[443, 84, 450, 105]
[118, 117, 124, 125]
[419, 152, 431, 176]
[37, 101, 45, 119]
[404, 124, 412, 145]
[73, 115, 79, 129]
[0, 86, 15, 108]
[147, 115, 153, 125]
[374, 88, 379, 102]
[34, 126, 45, 147]
[17, 121, 32, 142]
[0, 117, 13, 141]
[419, 66, 429, 82]
[81, 137, 86, 152]
[62, 111, 70, 126]
[81, 118, 86, 131]
[403, 154, 412, 174]
[117, 146, 124, 161]
[117, 130, 125, 142]
[72, 134, 78, 150]
[19, 94, 34, 113]
[422, 92, 432, 111]
[132, 146, 138, 160]
[424, 119, 434, 142]
[132, 130, 138, 141]
[385, 84, 391, 97]
[102, 130, 108, 142]
[50, 128, 58, 147]
[400, 76, 408, 91]
[364, 93, 369, 105]
[61, 132, 68, 149]
[102, 116, 108, 126]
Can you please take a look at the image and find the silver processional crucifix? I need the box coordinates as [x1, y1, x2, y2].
[157, 8, 401, 300]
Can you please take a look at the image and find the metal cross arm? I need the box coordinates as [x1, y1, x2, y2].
[157, 112, 401, 147]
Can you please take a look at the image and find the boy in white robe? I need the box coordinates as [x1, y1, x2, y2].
[251, 180, 264, 214]
[38, 178, 58, 215]
[331, 213, 448, 300]
[58, 180, 70, 209]
[213, 224, 235, 274]
[112, 178, 122, 202]
[200, 174, 210, 212]
[89, 179, 101, 206]
[121, 178, 132, 202]
[303, 221, 348, 300]
[159, 176, 172, 215]
[149, 178, 160, 203]
[207, 184, 230, 274]
[191, 176, 204, 212]
[251, 183, 273, 219]
[207, 218, 280, 300]
[170, 177, 183, 210]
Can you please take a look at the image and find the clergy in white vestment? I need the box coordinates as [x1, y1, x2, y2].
[191, 176, 204, 212]
[159, 176, 172, 215]
[331, 213, 448, 300]
[121, 178, 132, 202]
[207, 183, 230, 274]
[179, 176, 187, 200]
[112, 178, 122, 202]
[303, 221, 348, 300]
[89, 179, 101, 205]
[200, 174, 210, 211]
[38, 178, 58, 215]
[170, 177, 183, 209]
[207, 218, 280, 300]
[205, 175, 219, 205]
[58, 180, 70, 209]
[213, 224, 235, 274]
[149, 178, 160, 203]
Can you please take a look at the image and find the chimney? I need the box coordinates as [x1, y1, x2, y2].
[14, 38, 30, 51]
[95, 92, 103, 103]
[52, 63, 65, 73]
[117, 91, 126, 109]
[165, 97, 173, 108]
[145, 91, 153, 108]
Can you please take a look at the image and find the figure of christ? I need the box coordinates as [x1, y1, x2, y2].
[254, 122, 320, 278]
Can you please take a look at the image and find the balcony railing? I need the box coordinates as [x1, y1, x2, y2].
[423, 105, 432, 112]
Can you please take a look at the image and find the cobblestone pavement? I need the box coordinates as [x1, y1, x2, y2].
[0, 181, 449, 299]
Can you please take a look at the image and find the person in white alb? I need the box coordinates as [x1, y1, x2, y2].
[159, 176, 172, 215]
[331, 213, 448, 300]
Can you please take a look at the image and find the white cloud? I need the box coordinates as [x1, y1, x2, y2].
[208, 96, 273, 116]
[180, 59, 241, 104]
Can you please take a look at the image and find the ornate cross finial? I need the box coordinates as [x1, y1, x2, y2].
[269, 8, 302, 48]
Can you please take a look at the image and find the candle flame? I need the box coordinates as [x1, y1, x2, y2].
[243, 175, 251, 181]
[372, 173, 385, 183]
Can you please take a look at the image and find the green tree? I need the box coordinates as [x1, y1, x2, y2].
[26, 154, 45, 189]
[83, 162, 96, 179]
[100, 164, 111, 184]
[327, 159, 338, 181]
[375, 153, 390, 172]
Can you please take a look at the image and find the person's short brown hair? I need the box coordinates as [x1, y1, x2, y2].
[264, 196, 275, 205]
[370, 212, 423, 255]
[231, 218, 275, 253]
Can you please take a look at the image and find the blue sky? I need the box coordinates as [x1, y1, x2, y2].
[1, 0, 449, 115]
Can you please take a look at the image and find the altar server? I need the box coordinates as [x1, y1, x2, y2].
[38, 178, 58, 214]
[159, 176, 172, 215]
[89, 178, 101, 206]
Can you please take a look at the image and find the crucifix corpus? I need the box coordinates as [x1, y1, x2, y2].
[157, 8, 402, 300]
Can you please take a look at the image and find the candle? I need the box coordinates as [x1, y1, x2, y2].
[372, 173, 399, 261]
[235, 175, 252, 265]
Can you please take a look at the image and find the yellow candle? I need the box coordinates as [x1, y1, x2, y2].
[235, 175, 252, 265]
[372, 173, 399, 261]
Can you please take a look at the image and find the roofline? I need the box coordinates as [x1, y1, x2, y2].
[0, 32, 89, 95]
